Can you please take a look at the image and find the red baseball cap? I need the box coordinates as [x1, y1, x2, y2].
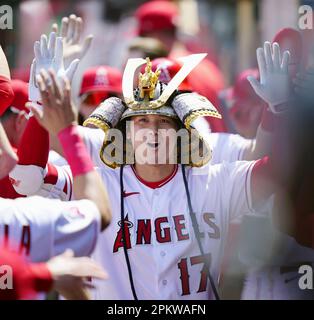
[79, 66, 122, 98]
[227, 69, 264, 112]
[227, 69, 266, 131]
[10, 80, 30, 114]
[151, 57, 192, 91]
[135, 1, 179, 36]
[272, 28, 302, 67]
[230, 69, 261, 101]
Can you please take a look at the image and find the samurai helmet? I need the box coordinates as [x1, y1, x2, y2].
[84, 54, 222, 168]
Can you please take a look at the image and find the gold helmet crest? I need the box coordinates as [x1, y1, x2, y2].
[138, 57, 161, 100]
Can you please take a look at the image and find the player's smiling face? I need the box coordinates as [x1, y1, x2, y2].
[129, 114, 179, 165]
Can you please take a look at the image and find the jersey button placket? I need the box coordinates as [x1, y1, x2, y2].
[151, 189, 160, 214]
[152, 188, 167, 297]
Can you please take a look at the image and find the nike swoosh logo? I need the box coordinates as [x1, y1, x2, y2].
[123, 191, 140, 198]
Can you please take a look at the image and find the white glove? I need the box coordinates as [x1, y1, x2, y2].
[247, 41, 291, 113]
[29, 32, 80, 102]
[52, 14, 93, 68]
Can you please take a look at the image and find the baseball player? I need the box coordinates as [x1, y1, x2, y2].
[0, 109, 111, 300]
[78, 66, 122, 121]
[0, 79, 51, 199]
[1, 80, 30, 149]
[0, 73, 111, 264]
[238, 28, 314, 300]
[21, 36, 292, 300]
[0, 46, 21, 196]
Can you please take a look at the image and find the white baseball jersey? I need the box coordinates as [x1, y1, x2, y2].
[0, 196, 100, 262]
[48, 150, 68, 166]
[242, 259, 314, 300]
[29, 159, 256, 299]
[208, 133, 253, 164]
[240, 214, 314, 300]
[89, 161, 256, 300]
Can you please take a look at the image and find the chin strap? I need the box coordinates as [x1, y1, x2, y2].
[181, 164, 220, 300]
[120, 165, 138, 300]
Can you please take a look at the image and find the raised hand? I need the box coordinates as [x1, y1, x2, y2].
[46, 249, 108, 300]
[27, 69, 78, 135]
[52, 14, 93, 66]
[247, 41, 291, 113]
[29, 32, 80, 102]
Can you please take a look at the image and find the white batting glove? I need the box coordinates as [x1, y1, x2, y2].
[247, 41, 291, 113]
[29, 32, 80, 102]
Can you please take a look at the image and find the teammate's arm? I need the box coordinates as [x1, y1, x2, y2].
[242, 41, 290, 161]
[241, 108, 274, 161]
[246, 41, 291, 205]
[227, 41, 292, 218]
[31, 69, 111, 230]
[0, 247, 107, 300]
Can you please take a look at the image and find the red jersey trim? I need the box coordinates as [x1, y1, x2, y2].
[44, 163, 58, 185]
[131, 165, 178, 189]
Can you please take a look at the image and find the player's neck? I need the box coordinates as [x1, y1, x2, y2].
[133, 163, 176, 183]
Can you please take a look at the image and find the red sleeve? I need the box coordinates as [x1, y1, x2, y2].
[0, 176, 24, 199]
[17, 116, 49, 168]
[0, 248, 53, 300]
[0, 75, 14, 116]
